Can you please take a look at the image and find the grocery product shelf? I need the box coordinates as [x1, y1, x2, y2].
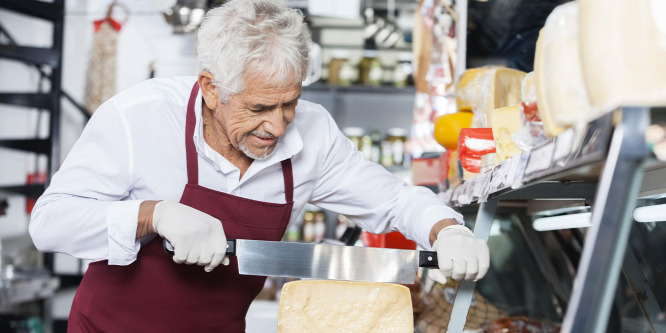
[443, 107, 665, 333]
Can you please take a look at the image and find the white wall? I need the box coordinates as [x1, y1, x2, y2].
[0, 0, 200, 320]
[0, 0, 199, 241]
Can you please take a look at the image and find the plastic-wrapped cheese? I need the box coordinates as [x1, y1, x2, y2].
[579, 0, 666, 112]
[278, 280, 413, 333]
[476, 67, 526, 128]
[456, 67, 525, 128]
[455, 67, 493, 112]
[534, 28, 565, 138]
[541, 2, 598, 129]
[457, 128, 496, 173]
[491, 104, 522, 162]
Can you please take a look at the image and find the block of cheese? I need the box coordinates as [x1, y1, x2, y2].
[534, 28, 565, 138]
[520, 72, 539, 122]
[433, 111, 474, 150]
[579, 0, 666, 112]
[457, 128, 496, 173]
[476, 67, 526, 127]
[456, 67, 525, 128]
[541, 2, 598, 129]
[278, 280, 413, 333]
[455, 67, 493, 112]
[491, 104, 523, 162]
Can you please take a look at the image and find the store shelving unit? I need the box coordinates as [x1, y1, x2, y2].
[441, 108, 665, 332]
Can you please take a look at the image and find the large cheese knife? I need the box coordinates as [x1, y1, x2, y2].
[163, 238, 438, 284]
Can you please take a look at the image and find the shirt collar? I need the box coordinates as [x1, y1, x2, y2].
[191, 85, 303, 176]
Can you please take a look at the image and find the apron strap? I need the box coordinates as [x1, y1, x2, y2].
[185, 82, 200, 185]
[280, 159, 293, 203]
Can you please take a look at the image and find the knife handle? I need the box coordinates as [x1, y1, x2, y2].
[163, 238, 236, 256]
[418, 251, 439, 268]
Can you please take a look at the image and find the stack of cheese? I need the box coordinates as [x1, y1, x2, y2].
[278, 280, 414, 333]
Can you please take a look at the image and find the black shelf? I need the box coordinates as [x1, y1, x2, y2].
[0, 139, 51, 154]
[0, 45, 60, 67]
[0, 0, 64, 22]
[0, 184, 45, 197]
[0, 93, 52, 109]
[303, 82, 415, 94]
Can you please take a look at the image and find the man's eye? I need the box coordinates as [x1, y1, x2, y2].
[249, 108, 264, 112]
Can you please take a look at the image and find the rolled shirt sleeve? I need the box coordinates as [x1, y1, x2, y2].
[29, 99, 142, 265]
[309, 111, 463, 250]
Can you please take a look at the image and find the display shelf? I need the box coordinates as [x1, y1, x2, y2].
[0, 269, 59, 307]
[443, 107, 665, 333]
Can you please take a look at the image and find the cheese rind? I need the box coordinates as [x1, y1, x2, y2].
[278, 280, 414, 333]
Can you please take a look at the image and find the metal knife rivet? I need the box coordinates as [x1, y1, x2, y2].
[428, 256, 433, 261]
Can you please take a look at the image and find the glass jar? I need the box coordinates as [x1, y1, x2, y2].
[358, 49, 382, 86]
[386, 128, 408, 166]
[343, 127, 365, 151]
[327, 50, 354, 86]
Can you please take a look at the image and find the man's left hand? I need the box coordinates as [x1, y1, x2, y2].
[432, 224, 490, 281]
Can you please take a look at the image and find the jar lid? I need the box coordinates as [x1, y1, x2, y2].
[387, 127, 408, 137]
[343, 127, 365, 137]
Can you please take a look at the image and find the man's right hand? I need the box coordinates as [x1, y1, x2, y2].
[152, 200, 229, 272]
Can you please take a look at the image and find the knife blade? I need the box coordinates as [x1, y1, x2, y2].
[163, 238, 438, 284]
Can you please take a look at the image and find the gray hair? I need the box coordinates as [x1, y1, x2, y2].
[197, 0, 311, 103]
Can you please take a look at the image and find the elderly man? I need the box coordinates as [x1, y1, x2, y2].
[29, 0, 489, 331]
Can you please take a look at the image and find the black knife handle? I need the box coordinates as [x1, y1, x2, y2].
[419, 251, 439, 268]
[163, 238, 236, 256]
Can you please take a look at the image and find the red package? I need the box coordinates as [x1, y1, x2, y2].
[457, 128, 496, 173]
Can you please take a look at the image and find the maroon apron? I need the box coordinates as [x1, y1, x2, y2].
[68, 82, 294, 332]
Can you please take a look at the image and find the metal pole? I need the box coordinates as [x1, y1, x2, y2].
[446, 197, 498, 332]
[561, 108, 650, 332]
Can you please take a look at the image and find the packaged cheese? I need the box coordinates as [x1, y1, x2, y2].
[579, 0, 666, 112]
[515, 72, 548, 151]
[278, 280, 414, 333]
[456, 67, 525, 128]
[534, 28, 565, 138]
[455, 67, 492, 112]
[542, 2, 597, 129]
[491, 104, 522, 162]
[433, 111, 474, 150]
[457, 128, 496, 173]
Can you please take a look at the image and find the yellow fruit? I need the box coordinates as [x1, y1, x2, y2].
[434, 111, 474, 150]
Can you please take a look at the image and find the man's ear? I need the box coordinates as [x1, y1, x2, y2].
[197, 71, 219, 110]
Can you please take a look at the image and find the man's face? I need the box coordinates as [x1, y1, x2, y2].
[214, 73, 301, 160]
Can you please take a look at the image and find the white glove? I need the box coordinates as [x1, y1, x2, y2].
[432, 224, 490, 282]
[152, 200, 229, 272]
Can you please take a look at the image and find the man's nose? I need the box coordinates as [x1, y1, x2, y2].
[264, 108, 292, 137]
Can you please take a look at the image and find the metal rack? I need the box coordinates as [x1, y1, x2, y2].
[442, 108, 665, 332]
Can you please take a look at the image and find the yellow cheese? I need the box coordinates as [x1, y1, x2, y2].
[579, 0, 666, 112]
[491, 104, 523, 161]
[477, 67, 526, 127]
[278, 280, 413, 333]
[456, 67, 525, 128]
[455, 67, 492, 112]
[534, 28, 565, 137]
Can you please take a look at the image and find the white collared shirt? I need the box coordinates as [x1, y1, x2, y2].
[29, 77, 463, 265]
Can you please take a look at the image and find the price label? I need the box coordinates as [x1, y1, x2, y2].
[553, 128, 575, 162]
[525, 141, 556, 175]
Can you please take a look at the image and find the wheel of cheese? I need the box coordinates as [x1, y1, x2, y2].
[434, 111, 474, 150]
[277, 280, 414, 333]
[579, 0, 666, 112]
